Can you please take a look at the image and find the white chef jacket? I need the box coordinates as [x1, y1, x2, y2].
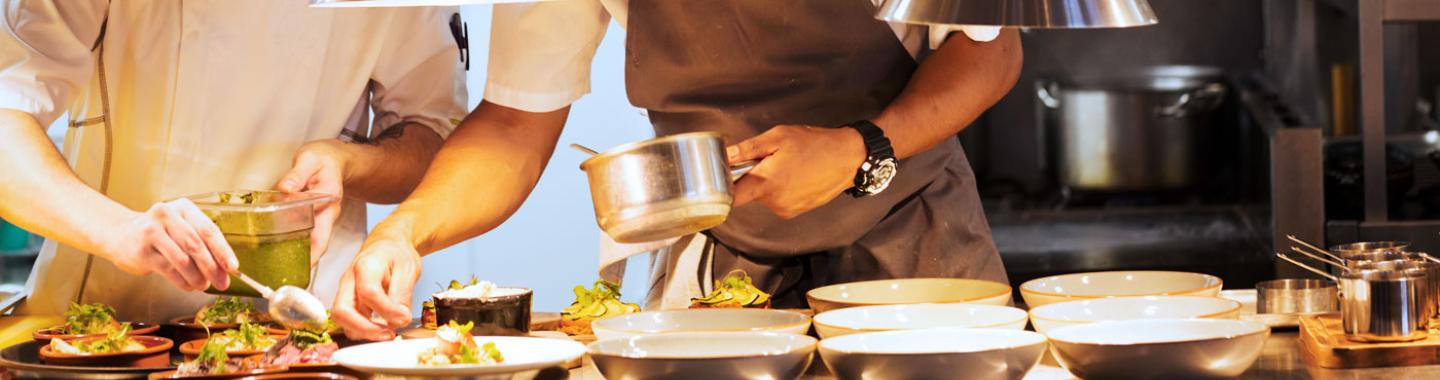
[1, 0, 466, 320]
[482, 0, 999, 309]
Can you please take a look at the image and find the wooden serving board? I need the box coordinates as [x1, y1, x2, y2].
[1299, 313, 1440, 368]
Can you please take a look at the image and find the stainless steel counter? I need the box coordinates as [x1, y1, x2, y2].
[570, 331, 1440, 379]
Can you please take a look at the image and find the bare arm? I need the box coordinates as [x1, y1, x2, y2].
[875, 29, 1024, 158]
[0, 109, 237, 291]
[334, 101, 567, 339]
[373, 101, 568, 254]
[727, 30, 1023, 218]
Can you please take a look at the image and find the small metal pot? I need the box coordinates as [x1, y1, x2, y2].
[1331, 241, 1410, 257]
[580, 132, 753, 243]
[1276, 253, 1429, 342]
[1256, 279, 1338, 315]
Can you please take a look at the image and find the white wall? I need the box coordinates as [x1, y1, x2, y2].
[371, 6, 655, 312]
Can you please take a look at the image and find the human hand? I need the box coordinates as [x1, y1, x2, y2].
[332, 231, 422, 341]
[101, 198, 238, 292]
[276, 140, 348, 266]
[726, 125, 867, 219]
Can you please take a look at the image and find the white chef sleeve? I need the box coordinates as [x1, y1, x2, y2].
[930, 25, 1003, 48]
[370, 7, 468, 140]
[484, 1, 610, 113]
[0, 0, 108, 127]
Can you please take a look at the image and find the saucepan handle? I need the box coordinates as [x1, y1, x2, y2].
[1276, 252, 1339, 282]
[730, 160, 758, 182]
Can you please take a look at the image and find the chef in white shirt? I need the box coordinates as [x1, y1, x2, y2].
[334, 0, 1020, 340]
[0, 0, 465, 321]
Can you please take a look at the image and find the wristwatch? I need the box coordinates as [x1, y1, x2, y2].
[843, 120, 898, 197]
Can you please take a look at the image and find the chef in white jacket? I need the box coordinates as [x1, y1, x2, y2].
[0, 0, 465, 321]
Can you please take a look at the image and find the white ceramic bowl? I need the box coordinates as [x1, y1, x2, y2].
[806, 278, 1013, 314]
[819, 328, 1048, 380]
[1019, 271, 1223, 308]
[589, 332, 816, 380]
[814, 303, 1028, 338]
[1028, 296, 1242, 334]
[1047, 319, 1270, 379]
[590, 309, 810, 341]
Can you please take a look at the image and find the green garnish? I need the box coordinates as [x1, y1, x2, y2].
[286, 318, 337, 350]
[212, 321, 275, 350]
[692, 270, 770, 307]
[62, 303, 119, 335]
[456, 341, 503, 365]
[447, 276, 480, 290]
[198, 297, 257, 325]
[195, 338, 231, 374]
[78, 323, 143, 353]
[561, 280, 639, 321]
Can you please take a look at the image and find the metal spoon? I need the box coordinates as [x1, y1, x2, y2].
[232, 272, 328, 330]
[569, 143, 600, 156]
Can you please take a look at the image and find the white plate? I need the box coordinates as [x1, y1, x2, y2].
[332, 336, 585, 377]
[1221, 289, 1302, 328]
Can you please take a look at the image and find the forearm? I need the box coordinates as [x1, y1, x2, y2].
[327, 123, 445, 204]
[373, 101, 568, 254]
[0, 109, 133, 256]
[873, 29, 1023, 159]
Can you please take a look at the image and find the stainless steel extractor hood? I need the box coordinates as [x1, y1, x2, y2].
[875, 0, 1158, 28]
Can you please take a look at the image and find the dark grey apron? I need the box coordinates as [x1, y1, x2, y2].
[626, 0, 1007, 308]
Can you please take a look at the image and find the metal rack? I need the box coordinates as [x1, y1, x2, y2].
[1328, 0, 1440, 247]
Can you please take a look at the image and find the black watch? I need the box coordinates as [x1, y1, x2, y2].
[843, 120, 898, 197]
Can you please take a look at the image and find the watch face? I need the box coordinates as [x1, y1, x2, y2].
[862, 158, 898, 194]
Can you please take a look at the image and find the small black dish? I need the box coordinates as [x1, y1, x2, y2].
[433, 287, 533, 336]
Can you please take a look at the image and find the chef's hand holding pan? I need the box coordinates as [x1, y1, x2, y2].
[333, 229, 421, 341]
[103, 198, 239, 292]
[276, 140, 347, 266]
[727, 124, 868, 219]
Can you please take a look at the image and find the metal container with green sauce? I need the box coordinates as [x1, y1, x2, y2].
[185, 190, 331, 298]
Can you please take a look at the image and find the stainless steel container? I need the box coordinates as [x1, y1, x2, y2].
[1256, 279, 1338, 315]
[1355, 259, 1440, 325]
[1276, 253, 1429, 342]
[579, 132, 752, 243]
[1037, 65, 1226, 191]
[1339, 269, 1429, 342]
[1331, 241, 1410, 256]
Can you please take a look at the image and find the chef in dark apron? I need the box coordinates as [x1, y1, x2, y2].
[335, 0, 1022, 338]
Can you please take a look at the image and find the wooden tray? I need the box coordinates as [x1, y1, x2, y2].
[1299, 313, 1440, 368]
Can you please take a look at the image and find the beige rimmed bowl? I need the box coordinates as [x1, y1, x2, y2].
[819, 328, 1048, 380]
[1028, 296, 1242, 334]
[1047, 319, 1269, 379]
[590, 309, 810, 342]
[1019, 271, 1222, 308]
[814, 303, 1028, 338]
[806, 278, 1012, 314]
[589, 332, 816, 380]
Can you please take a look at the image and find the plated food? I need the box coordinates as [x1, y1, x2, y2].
[1046, 319, 1269, 379]
[813, 303, 1028, 338]
[558, 280, 640, 336]
[331, 334, 585, 377]
[818, 328, 1048, 380]
[1019, 271, 1223, 308]
[429, 278, 533, 336]
[195, 296, 271, 326]
[806, 278, 1013, 314]
[171, 337, 284, 377]
[1028, 296, 1243, 334]
[179, 322, 280, 360]
[33, 303, 159, 340]
[591, 308, 811, 341]
[263, 321, 341, 367]
[691, 270, 771, 308]
[416, 322, 504, 366]
[40, 325, 174, 367]
[590, 332, 816, 380]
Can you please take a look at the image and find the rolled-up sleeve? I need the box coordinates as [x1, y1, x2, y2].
[484, 1, 610, 113]
[369, 7, 467, 140]
[0, 0, 108, 127]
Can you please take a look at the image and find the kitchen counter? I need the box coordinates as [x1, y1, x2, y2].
[568, 331, 1440, 379]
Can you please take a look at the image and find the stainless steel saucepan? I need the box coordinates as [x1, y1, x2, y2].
[1277, 252, 1429, 342]
[578, 132, 755, 243]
